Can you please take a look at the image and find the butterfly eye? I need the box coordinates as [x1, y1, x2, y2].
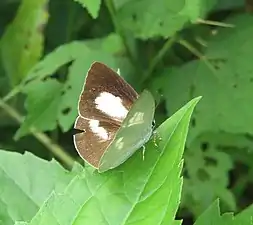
[72, 128, 84, 135]
[152, 120, 156, 129]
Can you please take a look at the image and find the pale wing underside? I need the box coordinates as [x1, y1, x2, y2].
[99, 90, 155, 172]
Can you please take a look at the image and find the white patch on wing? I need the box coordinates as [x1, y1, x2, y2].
[95, 92, 128, 120]
[127, 112, 144, 127]
[115, 137, 124, 150]
[89, 119, 108, 140]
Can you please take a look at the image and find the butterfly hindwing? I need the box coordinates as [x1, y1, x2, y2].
[74, 116, 119, 168]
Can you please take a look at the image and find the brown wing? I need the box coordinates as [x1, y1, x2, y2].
[78, 62, 138, 124]
[73, 116, 119, 168]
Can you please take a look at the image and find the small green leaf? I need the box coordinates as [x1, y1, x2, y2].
[194, 199, 253, 225]
[73, 0, 101, 19]
[20, 97, 201, 225]
[0, 150, 76, 225]
[15, 79, 63, 139]
[194, 200, 231, 224]
[180, 0, 218, 22]
[0, 0, 49, 86]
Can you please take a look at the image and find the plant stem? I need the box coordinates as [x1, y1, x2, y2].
[196, 18, 235, 28]
[105, 0, 137, 69]
[142, 35, 177, 83]
[178, 39, 217, 76]
[0, 98, 75, 169]
[3, 84, 22, 102]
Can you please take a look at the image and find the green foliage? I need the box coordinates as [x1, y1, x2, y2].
[183, 133, 236, 216]
[194, 199, 253, 225]
[9, 96, 199, 225]
[15, 79, 62, 138]
[0, 151, 77, 225]
[151, 14, 253, 217]
[159, 14, 253, 141]
[0, 0, 49, 86]
[15, 39, 121, 138]
[115, 0, 218, 39]
[0, 0, 253, 224]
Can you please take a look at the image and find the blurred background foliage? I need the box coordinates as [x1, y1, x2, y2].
[0, 0, 253, 223]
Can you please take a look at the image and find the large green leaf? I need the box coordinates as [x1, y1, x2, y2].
[182, 132, 236, 216]
[19, 97, 201, 224]
[0, 151, 77, 225]
[159, 14, 253, 142]
[115, 0, 217, 39]
[0, 0, 49, 86]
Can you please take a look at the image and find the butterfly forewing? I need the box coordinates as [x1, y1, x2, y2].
[78, 62, 138, 124]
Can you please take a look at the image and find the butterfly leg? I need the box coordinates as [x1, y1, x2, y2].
[151, 120, 161, 148]
[141, 145, 146, 160]
[152, 130, 162, 149]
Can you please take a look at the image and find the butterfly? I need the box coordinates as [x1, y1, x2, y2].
[73, 62, 155, 172]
